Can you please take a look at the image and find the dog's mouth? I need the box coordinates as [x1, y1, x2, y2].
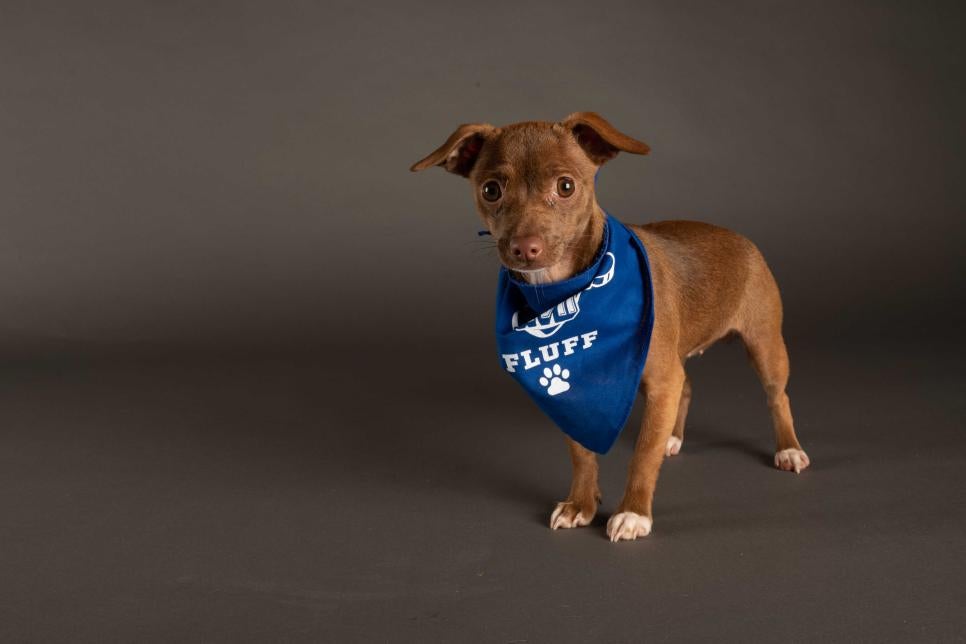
[511, 265, 557, 284]
[496, 237, 565, 280]
[499, 249, 561, 273]
[502, 256, 555, 273]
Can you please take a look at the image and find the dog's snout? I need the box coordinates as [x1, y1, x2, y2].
[510, 236, 544, 261]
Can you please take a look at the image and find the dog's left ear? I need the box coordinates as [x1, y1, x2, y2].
[561, 112, 650, 165]
[410, 123, 496, 177]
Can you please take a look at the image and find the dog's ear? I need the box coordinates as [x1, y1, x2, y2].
[561, 112, 650, 165]
[409, 123, 496, 177]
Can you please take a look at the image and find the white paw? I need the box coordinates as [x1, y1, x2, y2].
[606, 512, 652, 542]
[665, 436, 682, 456]
[539, 364, 571, 396]
[550, 501, 592, 530]
[774, 448, 810, 473]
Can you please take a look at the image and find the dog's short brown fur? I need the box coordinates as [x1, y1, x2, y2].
[411, 112, 809, 542]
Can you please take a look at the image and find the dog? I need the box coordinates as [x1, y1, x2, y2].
[410, 112, 809, 542]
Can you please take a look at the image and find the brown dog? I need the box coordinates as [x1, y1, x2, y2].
[410, 112, 809, 542]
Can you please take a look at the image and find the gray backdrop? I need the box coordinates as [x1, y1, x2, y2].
[2, 2, 965, 641]
[3, 0, 963, 357]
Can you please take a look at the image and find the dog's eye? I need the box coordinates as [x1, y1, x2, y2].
[481, 180, 502, 202]
[557, 177, 575, 197]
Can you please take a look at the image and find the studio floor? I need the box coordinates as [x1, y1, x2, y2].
[1, 338, 962, 642]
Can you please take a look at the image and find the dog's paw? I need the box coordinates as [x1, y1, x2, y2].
[665, 436, 682, 456]
[774, 448, 810, 473]
[550, 501, 594, 530]
[606, 512, 652, 542]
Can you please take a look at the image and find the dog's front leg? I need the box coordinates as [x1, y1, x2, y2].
[550, 437, 601, 529]
[607, 364, 685, 542]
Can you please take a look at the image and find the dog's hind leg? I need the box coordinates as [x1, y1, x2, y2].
[666, 375, 691, 457]
[735, 256, 810, 473]
[741, 325, 810, 473]
[550, 437, 601, 530]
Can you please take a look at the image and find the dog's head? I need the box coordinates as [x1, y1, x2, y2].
[410, 112, 649, 281]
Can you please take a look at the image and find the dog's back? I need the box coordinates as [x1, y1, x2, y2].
[630, 220, 780, 358]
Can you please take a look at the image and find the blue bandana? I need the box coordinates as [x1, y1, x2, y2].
[495, 214, 655, 454]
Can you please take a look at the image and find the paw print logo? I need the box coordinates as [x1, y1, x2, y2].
[539, 364, 571, 396]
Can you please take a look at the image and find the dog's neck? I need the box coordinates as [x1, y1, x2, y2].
[516, 204, 607, 285]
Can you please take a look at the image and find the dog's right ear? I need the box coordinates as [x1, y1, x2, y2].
[409, 123, 496, 177]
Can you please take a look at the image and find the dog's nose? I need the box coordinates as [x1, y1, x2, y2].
[510, 236, 544, 261]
